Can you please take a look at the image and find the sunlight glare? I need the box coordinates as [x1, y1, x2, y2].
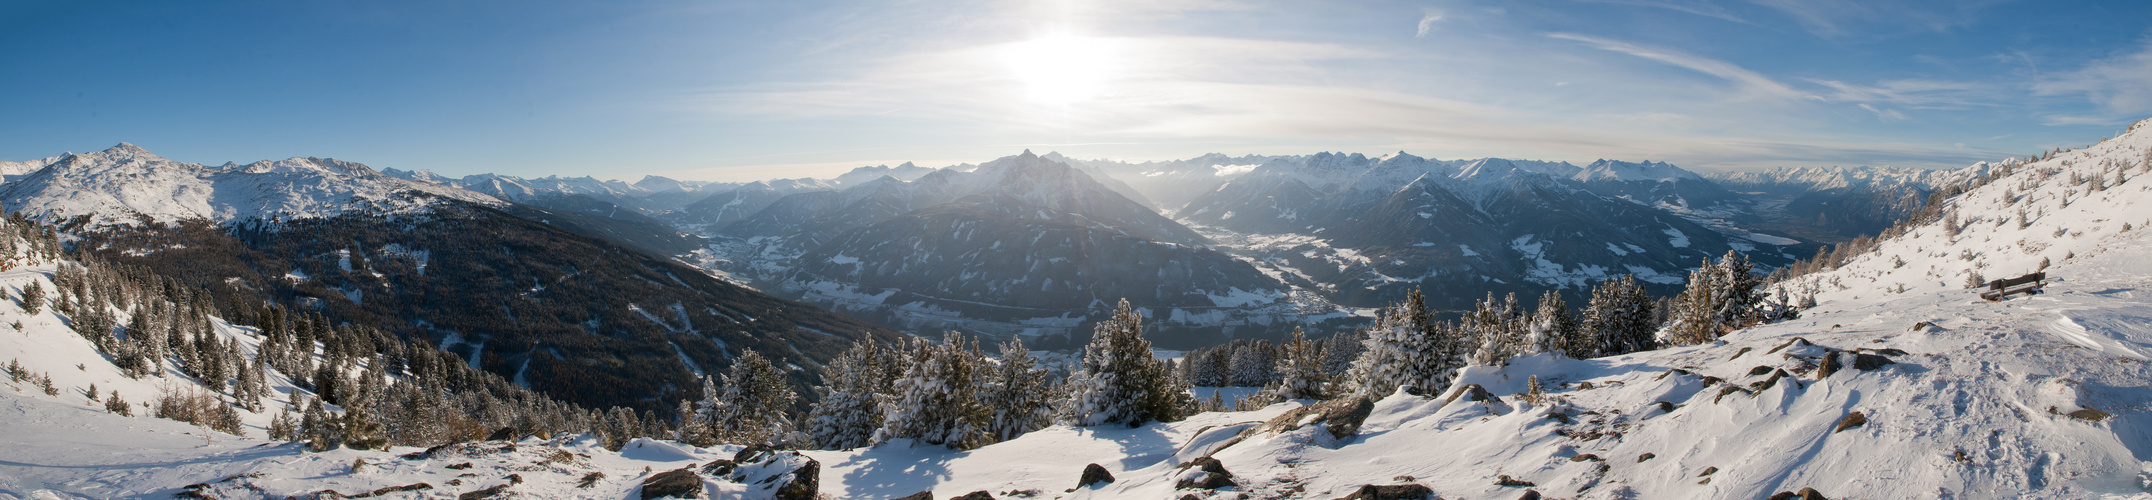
[1000, 34, 1115, 106]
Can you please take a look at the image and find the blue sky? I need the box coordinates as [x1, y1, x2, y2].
[3, 0, 2150, 181]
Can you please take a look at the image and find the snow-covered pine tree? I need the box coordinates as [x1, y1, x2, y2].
[1465, 292, 1525, 366]
[807, 339, 890, 450]
[1580, 274, 1657, 358]
[674, 398, 710, 447]
[1665, 251, 1764, 345]
[1321, 328, 1364, 377]
[19, 278, 43, 315]
[302, 396, 340, 451]
[875, 332, 991, 449]
[1228, 339, 1277, 387]
[604, 406, 641, 451]
[1059, 299, 1188, 427]
[982, 336, 1052, 442]
[1527, 290, 1578, 358]
[695, 349, 798, 447]
[1343, 289, 1454, 396]
[1272, 327, 1329, 400]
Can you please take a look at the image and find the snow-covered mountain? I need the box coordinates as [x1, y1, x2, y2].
[0, 143, 901, 413]
[0, 153, 63, 180]
[697, 151, 1332, 348]
[0, 143, 501, 226]
[672, 177, 840, 227]
[1077, 153, 1285, 212]
[1705, 164, 1994, 241]
[1572, 158, 1698, 183]
[1709, 164, 1978, 194]
[1176, 152, 1802, 311]
[378, 169, 731, 213]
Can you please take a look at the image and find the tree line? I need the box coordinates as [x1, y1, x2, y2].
[671, 250, 1807, 453]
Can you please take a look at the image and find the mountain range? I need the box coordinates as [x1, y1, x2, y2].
[0, 144, 903, 412]
[354, 147, 1981, 348]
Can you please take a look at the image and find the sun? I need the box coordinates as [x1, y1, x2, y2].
[1000, 34, 1115, 106]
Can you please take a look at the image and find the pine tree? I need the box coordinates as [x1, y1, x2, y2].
[668, 398, 703, 446]
[1579, 275, 1657, 358]
[981, 336, 1051, 442]
[1272, 327, 1329, 400]
[104, 390, 132, 416]
[340, 381, 388, 450]
[1666, 251, 1764, 345]
[19, 281, 41, 314]
[1227, 340, 1276, 387]
[1526, 290, 1579, 358]
[694, 349, 798, 446]
[1343, 289, 1460, 397]
[806, 340, 888, 450]
[875, 332, 992, 449]
[1059, 299, 1188, 427]
[303, 396, 340, 451]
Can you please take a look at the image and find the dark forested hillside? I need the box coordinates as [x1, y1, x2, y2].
[76, 202, 903, 412]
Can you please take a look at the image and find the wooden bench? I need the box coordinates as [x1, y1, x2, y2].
[1980, 272, 2046, 301]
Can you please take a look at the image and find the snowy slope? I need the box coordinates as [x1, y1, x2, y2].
[0, 144, 502, 227]
[0, 154, 61, 180]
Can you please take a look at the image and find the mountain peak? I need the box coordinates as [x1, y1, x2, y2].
[1575, 159, 1700, 183]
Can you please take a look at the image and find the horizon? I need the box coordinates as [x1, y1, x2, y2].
[5, 1, 2150, 181]
[25, 140, 2019, 186]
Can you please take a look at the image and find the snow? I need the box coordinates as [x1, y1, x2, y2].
[1573, 159, 1703, 183]
[0, 144, 503, 228]
[1212, 164, 1261, 176]
[8, 121, 2152, 500]
[1663, 226, 1691, 248]
[1746, 232, 1802, 245]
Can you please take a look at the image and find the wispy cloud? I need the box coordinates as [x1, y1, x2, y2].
[2033, 39, 2152, 125]
[1808, 78, 1988, 108]
[1416, 14, 1443, 37]
[1548, 33, 1807, 101]
[1745, 0, 2008, 41]
[1579, 0, 1752, 25]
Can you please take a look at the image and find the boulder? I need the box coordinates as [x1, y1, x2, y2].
[1173, 457, 1236, 490]
[1448, 384, 1498, 404]
[638, 469, 702, 500]
[1494, 475, 1535, 486]
[2067, 407, 2112, 422]
[950, 491, 994, 500]
[1766, 337, 1813, 354]
[1850, 353, 1895, 370]
[1768, 488, 1830, 500]
[721, 448, 819, 500]
[1817, 352, 1895, 379]
[892, 492, 934, 500]
[1077, 463, 1115, 488]
[485, 427, 516, 441]
[1834, 411, 1867, 433]
[1750, 369, 1792, 392]
[1253, 396, 1375, 441]
[1334, 484, 1436, 500]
